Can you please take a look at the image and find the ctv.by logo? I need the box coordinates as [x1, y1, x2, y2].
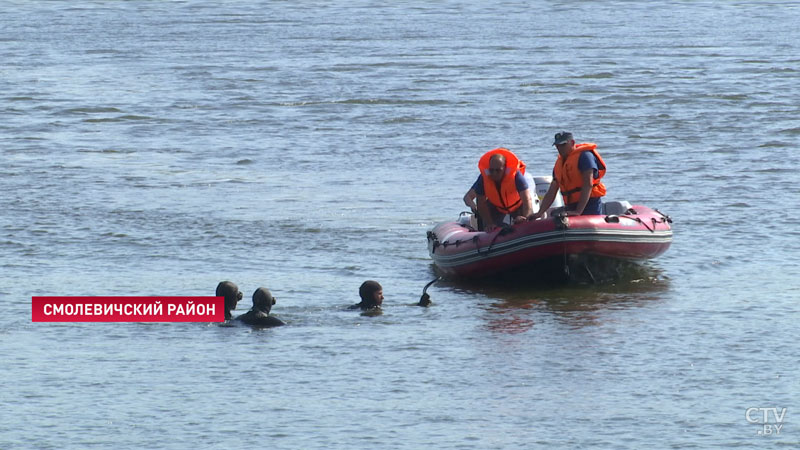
[745, 407, 787, 436]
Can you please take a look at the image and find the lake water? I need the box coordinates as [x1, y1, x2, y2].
[2, 1, 799, 448]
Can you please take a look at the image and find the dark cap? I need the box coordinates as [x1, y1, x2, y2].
[553, 131, 573, 146]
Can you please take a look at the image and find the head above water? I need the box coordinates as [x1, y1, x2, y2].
[252, 287, 275, 313]
[359, 280, 384, 308]
[487, 153, 507, 182]
[216, 281, 243, 318]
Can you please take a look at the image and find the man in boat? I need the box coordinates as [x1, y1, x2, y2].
[472, 148, 534, 232]
[463, 187, 478, 214]
[350, 280, 384, 311]
[235, 287, 285, 328]
[216, 280, 243, 321]
[531, 132, 607, 218]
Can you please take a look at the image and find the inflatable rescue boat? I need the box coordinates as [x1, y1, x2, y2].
[426, 177, 672, 278]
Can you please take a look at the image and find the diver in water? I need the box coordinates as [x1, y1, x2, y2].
[216, 281, 243, 321]
[235, 287, 286, 328]
[350, 280, 383, 311]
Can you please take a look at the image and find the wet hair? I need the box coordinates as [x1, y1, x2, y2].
[358, 280, 382, 307]
[252, 287, 275, 313]
[216, 281, 242, 317]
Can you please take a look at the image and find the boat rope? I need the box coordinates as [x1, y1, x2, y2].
[427, 231, 440, 254]
[619, 215, 655, 232]
[654, 209, 673, 223]
[606, 214, 661, 233]
[475, 224, 513, 256]
[557, 215, 570, 277]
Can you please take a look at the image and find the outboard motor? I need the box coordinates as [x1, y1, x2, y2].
[457, 211, 479, 230]
[523, 173, 541, 215]
[533, 175, 564, 208]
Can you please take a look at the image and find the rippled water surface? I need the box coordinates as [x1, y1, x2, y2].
[2, 1, 799, 448]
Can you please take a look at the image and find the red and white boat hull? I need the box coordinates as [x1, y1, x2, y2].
[427, 205, 672, 278]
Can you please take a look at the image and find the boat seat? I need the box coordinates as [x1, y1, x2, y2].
[603, 200, 632, 216]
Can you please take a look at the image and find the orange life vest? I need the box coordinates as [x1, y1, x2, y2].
[478, 148, 527, 214]
[552, 143, 607, 205]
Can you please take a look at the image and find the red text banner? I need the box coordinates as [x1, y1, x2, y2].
[32, 296, 224, 322]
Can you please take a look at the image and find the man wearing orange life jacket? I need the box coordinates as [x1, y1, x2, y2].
[531, 131, 607, 218]
[471, 148, 534, 232]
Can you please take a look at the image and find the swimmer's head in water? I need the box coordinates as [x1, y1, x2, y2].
[359, 280, 383, 308]
[216, 281, 242, 317]
[252, 287, 275, 313]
